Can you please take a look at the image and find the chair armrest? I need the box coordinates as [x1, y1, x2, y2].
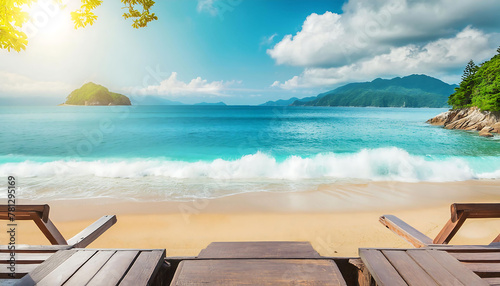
[379, 215, 433, 248]
[67, 215, 117, 248]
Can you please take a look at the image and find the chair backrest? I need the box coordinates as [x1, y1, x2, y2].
[434, 203, 500, 245]
[0, 204, 67, 245]
[451, 203, 500, 222]
[0, 204, 50, 222]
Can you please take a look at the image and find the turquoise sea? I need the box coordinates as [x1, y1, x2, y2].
[1, 106, 499, 201]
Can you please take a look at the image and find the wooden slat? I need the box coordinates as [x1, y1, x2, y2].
[433, 212, 468, 244]
[16, 249, 77, 286]
[379, 215, 433, 247]
[382, 250, 438, 286]
[449, 252, 500, 262]
[0, 205, 49, 222]
[171, 259, 347, 285]
[0, 264, 39, 279]
[462, 262, 500, 274]
[35, 250, 96, 286]
[67, 215, 117, 248]
[119, 250, 165, 286]
[359, 249, 407, 286]
[0, 253, 52, 264]
[64, 250, 115, 286]
[483, 277, 500, 285]
[86, 251, 139, 286]
[0, 245, 71, 253]
[407, 250, 465, 286]
[452, 203, 500, 222]
[427, 250, 488, 285]
[198, 241, 321, 258]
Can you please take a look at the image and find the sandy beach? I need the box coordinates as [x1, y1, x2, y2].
[3, 180, 500, 257]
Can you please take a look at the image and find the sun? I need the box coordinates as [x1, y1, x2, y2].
[22, 1, 73, 43]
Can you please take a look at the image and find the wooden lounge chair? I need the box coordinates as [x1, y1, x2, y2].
[380, 203, 500, 248]
[1, 204, 116, 279]
[0, 204, 116, 248]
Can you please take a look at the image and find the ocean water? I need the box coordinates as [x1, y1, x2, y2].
[0, 105, 499, 201]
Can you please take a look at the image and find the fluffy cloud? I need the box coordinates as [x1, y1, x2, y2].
[273, 27, 495, 89]
[128, 72, 233, 97]
[269, 0, 500, 89]
[0, 71, 72, 96]
[268, 0, 500, 68]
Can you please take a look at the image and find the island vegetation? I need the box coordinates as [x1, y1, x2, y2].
[428, 47, 500, 137]
[291, 74, 456, 108]
[448, 48, 500, 112]
[63, 82, 131, 106]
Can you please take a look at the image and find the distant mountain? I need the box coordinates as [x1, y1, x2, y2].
[194, 102, 227, 106]
[131, 95, 185, 105]
[63, 82, 131, 106]
[291, 75, 457, 108]
[260, 96, 316, 106]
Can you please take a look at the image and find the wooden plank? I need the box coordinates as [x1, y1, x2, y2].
[0, 264, 39, 279]
[382, 250, 438, 286]
[452, 203, 500, 222]
[359, 249, 407, 286]
[31, 214, 68, 245]
[449, 252, 500, 262]
[119, 250, 165, 286]
[379, 215, 433, 248]
[170, 259, 347, 285]
[462, 262, 500, 274]
[0, 253, 52, 264]
[67, 215, 117, 248]
[86, 251, 139, 286]
[0, 245, 71, 253]
[16, 249, 77, 286]
[433, 212, 468, 244]
[198, 241, 321, 258]
[0, 205, 49, 222]
[35, 250, 96, 286]
[483, 277, 500, 285]
[64, 250, 115, 286]
[407, 250, 465, 286]
[428, 250, 488, 285]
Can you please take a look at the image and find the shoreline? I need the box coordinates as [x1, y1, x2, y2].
[3, 180, 500, 257]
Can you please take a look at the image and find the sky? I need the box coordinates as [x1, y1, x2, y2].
[1, 0, 500, 105]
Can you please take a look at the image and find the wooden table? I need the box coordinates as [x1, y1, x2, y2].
[171, 241, 347, 285]
[16, 248, 166, 286]
[359, 247, 500, 286]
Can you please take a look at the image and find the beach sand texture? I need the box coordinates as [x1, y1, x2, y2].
[3, 180, 500, 257]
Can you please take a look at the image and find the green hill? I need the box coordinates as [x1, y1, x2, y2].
[292, 75, 457, 108]
[64, 82, 131, 106]
[448, 49, 500, 111]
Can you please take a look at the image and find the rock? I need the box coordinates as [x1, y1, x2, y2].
[428, 107, 500, 136]
[492, 122, 500, 133]
[479, 126, 494, 137]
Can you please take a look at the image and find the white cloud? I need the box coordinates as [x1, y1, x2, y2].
[260, 33, 278, 48]
[268, 0, 500, 68]
[128, 72, 233, 97]
[273, 27, 495, 89]
[0, 71, 72, 96]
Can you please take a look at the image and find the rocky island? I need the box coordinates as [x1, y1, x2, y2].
[428, 48, 500, 137]
[61, 82, 131, 106]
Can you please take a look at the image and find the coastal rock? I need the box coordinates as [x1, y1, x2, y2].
[479, 126, 494, 137]
[427, 107, 500, 136]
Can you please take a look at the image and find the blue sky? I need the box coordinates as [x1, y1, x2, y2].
[1, 0, 500, 105]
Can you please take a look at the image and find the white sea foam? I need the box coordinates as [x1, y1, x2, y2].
[0, 148, 497, 182]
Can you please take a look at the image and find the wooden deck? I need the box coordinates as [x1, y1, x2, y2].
[358, 246, 500, 286]
[15, 249, 167, 286]
[171, 241, 347, 285]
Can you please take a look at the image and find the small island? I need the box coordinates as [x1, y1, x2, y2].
[428, 48, 500, 137]
[61, 82, 131, 106]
